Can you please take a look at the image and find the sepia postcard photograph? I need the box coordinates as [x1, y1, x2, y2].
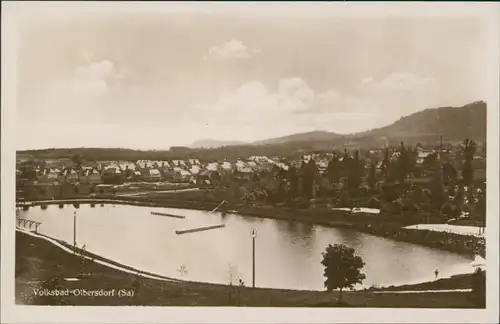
[1, 1, 499, 323]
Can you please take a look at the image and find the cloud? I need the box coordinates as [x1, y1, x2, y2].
[205, 39, 260, 60]
[193, 77, 380, 138]
[197, 77, 320, 120]
[361, 76, 374, 85]
[278, 77, 315, 108]
[350, 72, 444, 125]
[314, 89, 370, 113]
[69, 59, 125, 96]
[21, 58, 131, 126]
[369, 72, 436, 92]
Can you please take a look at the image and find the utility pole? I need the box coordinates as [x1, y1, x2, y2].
[73, 210, 77, 253]
[251, 228, 257, 288]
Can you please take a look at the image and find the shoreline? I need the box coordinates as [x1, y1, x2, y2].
[14, 230, 484, 307]
[17, 196, 486, 258]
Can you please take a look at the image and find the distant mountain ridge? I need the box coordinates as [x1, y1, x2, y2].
[356, 100, 486, 141]
[20, 101, 486, 158]
[190, 139, 247, 149]
[190, 101, 486, 148]
[252, 131, 342, 146]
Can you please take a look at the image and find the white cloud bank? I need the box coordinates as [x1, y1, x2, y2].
[192, 72, 445, 139]
[205, 39, 261, 60]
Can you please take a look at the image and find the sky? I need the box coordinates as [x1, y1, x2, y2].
[12, 2, 495, 150]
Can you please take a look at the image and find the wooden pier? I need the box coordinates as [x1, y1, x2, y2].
[175, 224, 225, 235]
[150, 211, 185, 219]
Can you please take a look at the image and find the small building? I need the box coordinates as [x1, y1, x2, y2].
[128, 170, 140, 181]
[188, 159, 200, 166]
[143, 168, 162, 182]
[189, 165, 201, 175]
[102, 167, 124, 185]
[38, 168, 61, 183]
[173, 169, 192, 183]
[60, 169, 79, 184]
[206, 162, 219, 172]
[81, 169, 103, 184]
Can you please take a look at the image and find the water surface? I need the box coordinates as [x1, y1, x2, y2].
[18, 204, 474, 290]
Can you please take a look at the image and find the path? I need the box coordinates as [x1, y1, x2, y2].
[15, 228, 176, 282]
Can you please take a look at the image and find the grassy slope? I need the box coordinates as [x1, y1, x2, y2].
[15, 231, 480, 308]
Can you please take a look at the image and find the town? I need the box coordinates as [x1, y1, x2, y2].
[16, 138, 486, 225]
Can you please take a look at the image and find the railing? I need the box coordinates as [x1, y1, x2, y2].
[17, 218, 42, 233]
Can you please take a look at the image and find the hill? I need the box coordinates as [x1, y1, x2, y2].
[252, 130, 342, 146]
[355, 101, 487, 143]
[190, 139, 247, 149]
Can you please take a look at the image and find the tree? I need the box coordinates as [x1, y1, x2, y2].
[442, 161, 458, 185]
[367, 160, 377, 191]
[300, 160, 317, 199]
[320, 244, 366, 303]
[347, 150, 363, 192]
[287, 165, 299, 198]
[461, 139, 477, 186]
[430, 164, 446, 211]
[381, 147, 391, 182]
[396, 142, 412, 184]
[327, 155, 341, 183]
[71, 153, 83, 167]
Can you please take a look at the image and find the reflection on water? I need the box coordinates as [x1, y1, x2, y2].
[17, 204, 475, 290]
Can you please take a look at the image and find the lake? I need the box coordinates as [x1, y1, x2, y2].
[17, 204, 475, 290]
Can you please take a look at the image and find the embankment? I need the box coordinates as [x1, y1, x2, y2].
[17, 195, 485, 258]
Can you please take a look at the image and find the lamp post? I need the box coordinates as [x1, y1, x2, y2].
[73, 210, 77, 253]
[250, 228, 257, 288]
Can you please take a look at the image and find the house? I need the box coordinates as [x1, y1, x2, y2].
[188, 159, 200, 166]
[143, 168, 162, 182]
[193, 173, 212, 187]
[189, 165, 201, 175]
[196, 170, 219, 184]
[120, 162, 136, 171]
[133, 171, 142, 181]
[173, 169, 192, 183]
[390, 152, 401, 162]
[234, 167, 253, 181]
[315, 161, 327, 173]
[235, 160, 246, 169]
[136, 160, 154, 169]
[206, 162, 219, 172]
[161, 169, 175, 181]
[38, 168, 61, 183]
[159, 161, 171, 169]
[236, 166, 253, 173]
[416, 151, 434, 164]
[247, 161, 258, 170]
[80, 169, 103, 184]
[60, 169, 80, 184]
[220, 161, 232, 172]
[102, 167, 123, 185]
[275, 162, 289, 171]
